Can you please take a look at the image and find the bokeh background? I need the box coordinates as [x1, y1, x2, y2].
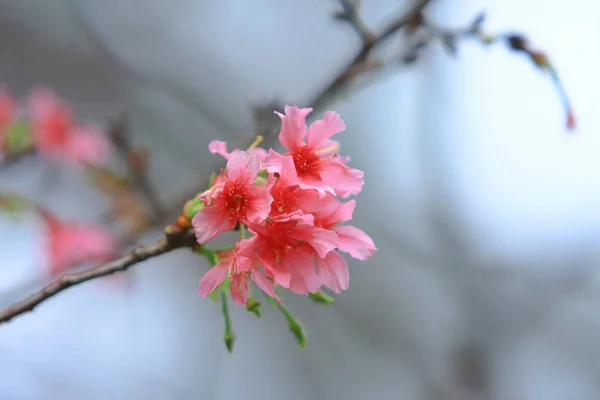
[1, 0, 600, 399]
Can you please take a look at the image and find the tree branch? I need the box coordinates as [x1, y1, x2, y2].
[309, 0, 431, 111]
[0, 231, 196, 324]
[107, 112, 166, 220]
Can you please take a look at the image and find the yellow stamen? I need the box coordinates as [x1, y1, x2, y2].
[316, 144, 339, 155]
[247, 135, 264, 151]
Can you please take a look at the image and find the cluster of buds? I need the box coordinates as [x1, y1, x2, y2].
[0, 86, 111, 165]
[190, 105, 376, 308]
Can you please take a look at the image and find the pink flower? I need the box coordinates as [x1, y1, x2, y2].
[43, 212, 118, 277]
[265, 105, 364, 197]
[198, 240, 280, 305]
[247, 218, 338, 294]
[300, 195, 377, 294]
[313, 196, 377, 261]
[0, 88, 16, 156]
[208, 140, 267, 162]
[192, 151, 273, 244]
[28, 87, 110, 165]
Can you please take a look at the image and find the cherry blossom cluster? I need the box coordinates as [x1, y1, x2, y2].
[0, 86, 111, 165]
[192, 105, 376, 305]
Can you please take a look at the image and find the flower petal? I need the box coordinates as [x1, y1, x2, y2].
[293, 225, 338, 259]
[208, 140, 232, 160]
[226, 151, 260, 182]
[192, 205, 237, 244]
[284, 249, 321, 295]
[335, 225, 377, 260]
[320, 160, 364, 197]
[230, 274, 249, 305]
[276, 105, 312, 151]
[198, 264, 228, 297]
[306, 111, 346, 148]
[64, 126, 111, 166]
[316, 251, 349, 294]
[245, 185, 273, 225]
[250, 270, 281, 303]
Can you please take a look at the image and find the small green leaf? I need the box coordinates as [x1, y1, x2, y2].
[5, 121, 33, 152]
[208, 287, 220, 303]
[246, 297, 262, 317]
[184, 198, 204, 219]
[309, 291, 335, 305]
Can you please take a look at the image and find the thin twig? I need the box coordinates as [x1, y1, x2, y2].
[0, 231, 196, 324]
[0, 147, 36, 168]
[107, 112, 166, 220]
[335, 0, 377, 44]
[310, 0, 432, 111]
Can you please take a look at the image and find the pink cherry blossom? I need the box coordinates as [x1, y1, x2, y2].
[208, 140, 267, 162]
[0, 88, 15, 156]
[198, 241, 280, 305]
[43, 213, 118, 277]
[28, 87, 110, 165]
[247, 218, 338, 294]
[313, 196, 377, 261]
[192, 151, 273, 244]
[266, 105, 364, 197]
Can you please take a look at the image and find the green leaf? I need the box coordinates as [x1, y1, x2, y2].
[5, 121, 33, 152]
[184, 198, 204, 219]
[208, 288, 220, 303]
[246, 297, 262, 317]
[309, 291, 335, 305]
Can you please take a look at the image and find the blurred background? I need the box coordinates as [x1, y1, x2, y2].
[0, 0, 600, 399]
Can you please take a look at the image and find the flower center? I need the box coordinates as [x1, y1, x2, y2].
[290, 145, 321, 178]
[222, 179, 249, 221]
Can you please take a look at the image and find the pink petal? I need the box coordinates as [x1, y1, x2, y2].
[192, 205, 237, 244]
[199, 181, 225, 205]
[0, 87, 15, 126]
[277, 154, 300, 186]
[284, 250, 321, 295]
[245, 185, 273, 225]
[276, 105, 312, 151]
[198, 264, 229, 297]
[322, 199, 356, 227]
[306, 111, 346, 149]
[320, 160, 364, 197]
[230, 274, 249, 305]
[293, 225, 338, 259]
[27, 86, 67, 121]
[316, 251, 349, 294]
[250, 270, 281, 303]
[262, 149, 288, 175]
[335, 225, 377, 260]
[296, 177, 336, 198]
[64, 126, 112, 165]
[258, 254, 291, 288]
[208, 140, 232, 160]
[226, 151, 261, 182]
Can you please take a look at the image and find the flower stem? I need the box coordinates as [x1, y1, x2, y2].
[220, 290, 235, 353]
[266, 297, 307, 348]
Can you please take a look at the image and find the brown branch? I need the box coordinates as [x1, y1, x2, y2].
[107, 112, 166, 220]
[0, 231, 196, 324]
[310, 0, 432, 111]
[334, 0, 377, 44]
[0, 146, 36, 168]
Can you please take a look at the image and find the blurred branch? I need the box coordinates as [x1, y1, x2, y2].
[0, 147, 36, 168]
[0, 230, 197, 324]
[107, 112, 166, 220]
[310, 0, 432, 110]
